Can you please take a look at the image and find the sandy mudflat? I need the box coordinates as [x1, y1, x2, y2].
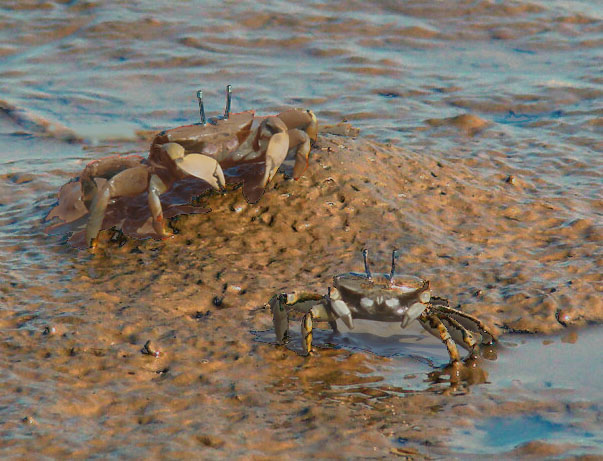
[1, 0, 602, 457]
[1, 129, 601, 458]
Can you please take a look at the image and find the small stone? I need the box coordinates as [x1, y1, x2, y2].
[141, 340, 161, 358]
[556, 309, 572, 326]
[197, 434, 225, 448]
[260, 213, 273, 225]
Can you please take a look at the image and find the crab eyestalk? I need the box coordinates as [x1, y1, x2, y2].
[389, 249, 398, 283]
[197, 90, 207, 126]
[362, 248, 372, 280]
[224, 84, 232, 120]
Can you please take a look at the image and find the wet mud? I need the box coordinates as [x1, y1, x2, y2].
[1, 0, 602, 458]
[2, 130, 602, 458]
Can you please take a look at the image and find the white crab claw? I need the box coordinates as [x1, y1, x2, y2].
[176, 154, 226, 190]
[401, 302, 427, 328]
[331, 299, 354, 329]
[162, 142, 185, 160]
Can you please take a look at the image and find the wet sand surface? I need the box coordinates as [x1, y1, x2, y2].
[1, 0, 602, 459]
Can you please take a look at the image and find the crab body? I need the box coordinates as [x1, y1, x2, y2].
[150, 107, 317, 185]
[48, 86, 317, 248]
[268, 250, 496, 363]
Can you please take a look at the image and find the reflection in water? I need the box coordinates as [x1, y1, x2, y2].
[427, 355, 492, 395]
[253, 319, 498, 395]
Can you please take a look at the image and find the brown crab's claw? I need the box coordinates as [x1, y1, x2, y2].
[163, 143, 225, 190]
[288, 128, 312, 180]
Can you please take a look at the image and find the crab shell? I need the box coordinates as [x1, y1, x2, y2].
[331, 273, 431, 327]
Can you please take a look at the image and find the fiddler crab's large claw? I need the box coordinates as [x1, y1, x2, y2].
[70, 85, 317, 248]
[268, 249, 497, 364]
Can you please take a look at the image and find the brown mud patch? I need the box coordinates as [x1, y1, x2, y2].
[84, 129, 602, 334]
[2, 131, 601, 458]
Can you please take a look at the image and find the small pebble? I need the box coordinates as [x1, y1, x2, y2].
[141, 340, 161, 358]
[556, 309, 572, 326]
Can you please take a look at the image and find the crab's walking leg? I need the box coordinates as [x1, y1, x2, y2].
[300, 298, 340, 355]
[262, 128, 289, 187]
[269, 292, 334, 355]
[301, 311, 315, 355]
[277, 109, 318, 179]
[147, 174, 171, 238]
[430, 304, 496, 344]
[268, 292, 326, 346]
[268, 294, 290, 343]
[287, 128, 312, 179]
[436, 313, 478, 353]
[418, 311, 461, 363]
[86, 166, 150, 248]
[277, 108, 318, 143]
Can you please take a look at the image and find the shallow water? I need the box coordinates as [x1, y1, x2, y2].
[1, 0, 602, 458]
[255, 324, 603, 455]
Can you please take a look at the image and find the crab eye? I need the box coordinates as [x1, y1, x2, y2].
[419, 291, 431, 303]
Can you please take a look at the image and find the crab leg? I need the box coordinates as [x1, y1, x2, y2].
[261, 120, 290, 187]
[287, 128, 312, 179]
[276, 109, 318, 179]
[300, 301, 336, 355]
[429, 304, 496, 344]
[268, 292, 335, 355]
[147, 174, 170, 237]
[268, 294, 290, 344]
[433, 311, 478, 353]
[418, 310, 461, 363]
[276, 108, 318, 142]
[268, 292, 326, 342]
[301, 311, 315, 355]
[86, 166, 150, 248]
[80, 156, 144, 209]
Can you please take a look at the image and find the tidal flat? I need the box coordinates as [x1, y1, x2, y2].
[1, 0, 601, 458]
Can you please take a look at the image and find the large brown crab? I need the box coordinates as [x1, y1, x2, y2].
[268, 249, 497, 364]
[47, 86, 317, 248]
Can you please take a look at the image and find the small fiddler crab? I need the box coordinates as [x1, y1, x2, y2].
[268, 250, 496, 364]
[79, 85, 317, 248]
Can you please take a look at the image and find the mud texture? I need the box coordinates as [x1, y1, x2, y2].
[2, 130, 601, 458]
